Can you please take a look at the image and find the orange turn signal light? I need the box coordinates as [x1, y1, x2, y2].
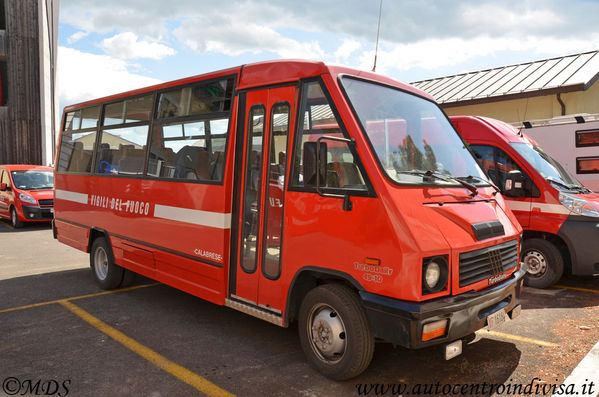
[422, 319, 448, 342]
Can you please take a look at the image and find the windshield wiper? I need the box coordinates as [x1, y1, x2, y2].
[457, 175, 500, 195]
[398, 170, 478, 197]
[546, 177, 588, 193]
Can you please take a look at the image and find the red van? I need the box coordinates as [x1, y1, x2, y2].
[0, 165, 54, 228]
[451, 116, 599, 288]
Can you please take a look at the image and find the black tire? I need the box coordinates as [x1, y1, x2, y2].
[521, 238, 564, 289]
[298, 284, 374, 380]
[10, 207, 23, 228]
[90, 236, 123, 289]
[120, 269, 137, 288]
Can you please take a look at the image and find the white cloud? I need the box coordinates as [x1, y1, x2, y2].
[356, 35, 599, 78]
[57, 46, 162, 109]
[334, 39, 362, 63]
[174, 18, 325, 59]
[66, 31, 89, 44]
[98, 32, 176, 60]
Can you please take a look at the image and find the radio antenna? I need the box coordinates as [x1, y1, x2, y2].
[372, 0, 383, 72]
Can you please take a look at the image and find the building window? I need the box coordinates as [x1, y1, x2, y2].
[577, 157, 599, 174]
[575, 129, 599, 148]
[0, 0, 5, 30]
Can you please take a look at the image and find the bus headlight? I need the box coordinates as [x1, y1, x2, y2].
[422, 256, 449, 295]
[559, 193, 599, 218]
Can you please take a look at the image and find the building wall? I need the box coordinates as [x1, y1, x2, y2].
[0, 0, 55, 165]
[443, 81, 599, 123]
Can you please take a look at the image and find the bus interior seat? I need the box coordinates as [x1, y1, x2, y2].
[174, 145, 211, 180]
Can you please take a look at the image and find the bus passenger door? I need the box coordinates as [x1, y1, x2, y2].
[230, 85, 296, 316]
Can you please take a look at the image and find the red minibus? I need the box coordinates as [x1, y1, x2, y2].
[451, 116, 599, 289]
[54, 60, 525, 380]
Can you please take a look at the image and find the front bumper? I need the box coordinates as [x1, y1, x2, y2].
[360, 266, 526, 349]
[21, 205, 54, 221]
[557, 215, 599, 275]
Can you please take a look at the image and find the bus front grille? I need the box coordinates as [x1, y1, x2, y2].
[459, 240, 519, 287]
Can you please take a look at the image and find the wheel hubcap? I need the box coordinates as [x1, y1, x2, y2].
[308, 304, 346, 362]
[94, 247, 109, 280]
[524, 250, 547, 277]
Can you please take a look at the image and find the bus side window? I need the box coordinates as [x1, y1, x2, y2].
[291, 81, 366, 192]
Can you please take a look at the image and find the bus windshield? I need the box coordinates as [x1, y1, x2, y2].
[341, 77, 487, 185]
[509, 142, 585, 191]
[11, 170, 54, 190]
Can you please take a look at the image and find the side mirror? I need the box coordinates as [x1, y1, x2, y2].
[504, 170, 526, 198]
[302, 141, 327, 187]
[0, 183, 7, 191]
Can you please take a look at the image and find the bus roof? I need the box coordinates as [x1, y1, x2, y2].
[63, 59, 434, 112]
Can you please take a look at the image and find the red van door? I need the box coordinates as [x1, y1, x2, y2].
[231, 85, 296, 312]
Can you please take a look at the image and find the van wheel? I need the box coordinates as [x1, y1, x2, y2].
[522, 238, 563, 289]
[298, 284, 374, 380]
[90, 237, 123, 289]
[10, 207, 23, 228]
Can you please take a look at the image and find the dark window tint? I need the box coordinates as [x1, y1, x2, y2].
[104, 95, 153, 126]
[157, 78, 234, 119]
[148, 118, 228, 181]
[291, 81, 366, 191]
[262, 103, 290, 279]
[240, 106, 265, 273]
[577, 157, 599, 174]
[576, 129, 599, 148]
[470, 144, 536, 196]
[57, 129, 97, 173]
[95, 126, 149, 176]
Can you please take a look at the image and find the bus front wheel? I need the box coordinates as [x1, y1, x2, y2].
[90, 236, 124, 290]
[298, 284, 374, 380]
[522, 238, 563, 289]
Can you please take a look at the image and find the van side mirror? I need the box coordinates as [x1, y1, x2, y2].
[0, 183, 7, 191]
[302, 141, 327, 187]
[504, 170, 525, 198]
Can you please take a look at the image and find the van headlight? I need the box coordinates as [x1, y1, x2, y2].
[19, 193, 37, 205]
[559, 193, 599, 218]
[422, 256, 449, 295]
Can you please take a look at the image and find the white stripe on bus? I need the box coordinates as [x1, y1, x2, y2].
[55, 189, 89, 204]
[154, 204, 231, 229]
[504, 200, 571, 215]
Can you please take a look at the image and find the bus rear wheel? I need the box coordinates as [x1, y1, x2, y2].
[298, 284, 374, 380]
[522, 238, 563, 289]
[90, 236, 124, 290]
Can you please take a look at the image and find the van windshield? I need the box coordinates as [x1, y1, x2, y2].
[341, 77, 487, 185]
[11, 170, 54, 190]
[509, 142, 585, 191]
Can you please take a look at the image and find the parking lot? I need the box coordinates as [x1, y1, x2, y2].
[1, 220, 598, 397]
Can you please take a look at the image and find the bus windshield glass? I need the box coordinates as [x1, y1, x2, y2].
[11, 170, 54, 190]
[341, 77, 487, 185]
[510, 142, 584, 190]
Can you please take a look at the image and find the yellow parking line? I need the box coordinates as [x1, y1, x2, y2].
[553, 285, 599, 295]
[0, 221, 14, 230]
[0, 283, 160, 314]
[477, 329, 559, 347]
[59, 300, 235, 397]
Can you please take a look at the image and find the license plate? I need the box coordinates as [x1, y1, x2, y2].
[487, 308, 507, 330]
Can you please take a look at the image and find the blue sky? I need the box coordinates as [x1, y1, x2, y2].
[57, 0, 599, 110]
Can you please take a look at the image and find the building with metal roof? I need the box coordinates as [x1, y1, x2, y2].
[411, 50, 599, 123]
